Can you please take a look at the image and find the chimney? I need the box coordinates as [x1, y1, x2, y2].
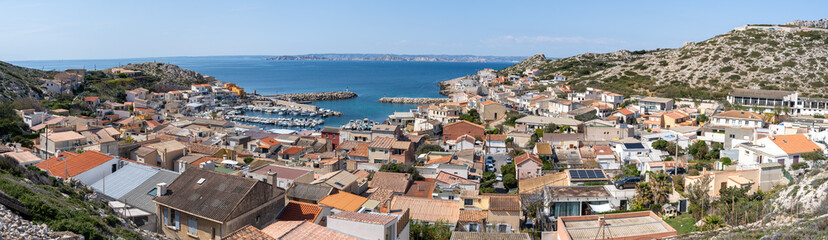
[156, 183, 167, 197]
[266, 170, 277, 185]
[200, 160, 215, 170]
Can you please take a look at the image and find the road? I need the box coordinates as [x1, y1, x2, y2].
[487, 153, 510, 193]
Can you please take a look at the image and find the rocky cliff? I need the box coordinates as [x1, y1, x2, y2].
[0, 61, 52, 101]
[501, 23, 828, 99]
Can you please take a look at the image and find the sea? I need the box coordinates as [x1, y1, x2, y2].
[11, 56, 513, 130]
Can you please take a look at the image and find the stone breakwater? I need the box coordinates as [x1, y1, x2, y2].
[270, 91, 357, 102]
[378, 97, 449, 104]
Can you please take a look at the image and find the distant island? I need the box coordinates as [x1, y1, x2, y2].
[266, 54, 526, 63]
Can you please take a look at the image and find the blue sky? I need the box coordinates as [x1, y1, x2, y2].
[2, 0, 825, 60]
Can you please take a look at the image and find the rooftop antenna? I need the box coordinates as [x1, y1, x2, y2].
[593, 216, 613, 240]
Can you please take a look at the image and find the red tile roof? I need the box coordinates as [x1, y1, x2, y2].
[278, 201, 322, 222]
[435, 171, 478, 187]
[259, 137, 280, 148]
[280, 146, 304, 155]
[767, 134, 822, 155]
[224, 225, 275, 240]
[35, 150, 122, 179]
[262, 221, 359, 240]
[515, 152, 542, 166]
[404, 179, 435, 198]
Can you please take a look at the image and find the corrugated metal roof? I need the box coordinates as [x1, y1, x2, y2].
[119, 169, 179, 213]
[91, 163, 159, 199]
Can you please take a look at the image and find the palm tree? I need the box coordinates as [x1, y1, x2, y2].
[649, 171, 672, 205]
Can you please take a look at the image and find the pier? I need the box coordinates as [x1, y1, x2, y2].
[224, 114, 325, 128]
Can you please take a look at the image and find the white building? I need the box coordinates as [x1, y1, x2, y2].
[327, 211, 410, 240]
[737, 134, 824, 168]
[710, 110, 765, 128]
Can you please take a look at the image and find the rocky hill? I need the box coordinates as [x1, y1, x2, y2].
[267, 54, 526, 63]
[502, 24, 828, 99]
[0, 61, 52, 101]
[787, 19, 828, 29]
[117, 62, 213, 86]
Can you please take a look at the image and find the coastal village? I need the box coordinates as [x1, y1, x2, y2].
[1, 62, 828, 240]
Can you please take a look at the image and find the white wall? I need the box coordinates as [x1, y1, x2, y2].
[327, 218, 392, 240]
[74, 157, 122, 185]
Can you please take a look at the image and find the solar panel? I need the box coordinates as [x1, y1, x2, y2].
[570, 170, 606, 179]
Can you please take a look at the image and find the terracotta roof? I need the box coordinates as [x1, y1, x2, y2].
[318, 191, 368, 212]
[425, 155, 453, 166]
[259, 137, 281, 147]
[480, 100, 499, 105]
[389, 195, 461, 223]
[35, 150, 121, 179]
[450, 232, 531, 240]
[351, 169, 371, 180]
[278, 201, 322, 222]
[311, 170, 358, 190]
[518, 172, 569, 194]
[192, 84, 211, 87]
[487, 194, 521, 211]
[261, 221, 359, 240]
[330, 211, 398, 225]
[515, 152, 542, 166]
[593, 145, 614, 156]
[714, 110, 765, 120]
[435, 171, 478, 187]
[369, 172, 411, 193]
[0, 151, 42, 165]
[459, 210, 487, 223]
[535, 142, 553, 155]
[618, 108, 634, 115]
[349, 142, 369, 158]
[280, 146, 304, 155]
[391, 141, 412, 150]
[368, 137, 396, 149]
[83, 96, 99, 102]
[366, 187, 395, 205]
[188, 143, 223, 155]
[767, 134, 822, 155]
[445, 120, 485, 130]
[487, 134, 507, 141]
[404, 179, 436, 198]
[47, 131, 85, 142]
[224, 225, 274, 240]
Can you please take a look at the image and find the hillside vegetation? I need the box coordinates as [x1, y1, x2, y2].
[0, 61, 53, 101]
[502, 28, 828, 99]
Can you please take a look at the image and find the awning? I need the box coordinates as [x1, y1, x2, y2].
[588, 203, 613, 213]
[221, 160, 239, 165]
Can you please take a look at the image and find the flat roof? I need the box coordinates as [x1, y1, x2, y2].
[559, 211, 677, 240]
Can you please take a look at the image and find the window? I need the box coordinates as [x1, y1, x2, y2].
[188, 216, 197, 235]
[464, 199, 473, 205]
[498, 224, 509, 232]
[468, 223, 479, 232]
[111, 164, 117, 173]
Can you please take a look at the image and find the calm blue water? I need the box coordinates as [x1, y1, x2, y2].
[11, 56, 512, 129]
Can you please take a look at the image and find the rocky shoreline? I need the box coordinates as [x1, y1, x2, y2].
[378, 97, 448, 104]
[269, 91, 357, 102]
[438, 78, 460, 96]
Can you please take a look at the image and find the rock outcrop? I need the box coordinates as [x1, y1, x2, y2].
[787, 19, 828, 29]
[0, 61, 51, 101]
[270, 91, 357, 102]
[0, 204, 77, 240]
[500, 26, 828, 98]
[378, 97, 448, 104]
[119, 62, 211, 85]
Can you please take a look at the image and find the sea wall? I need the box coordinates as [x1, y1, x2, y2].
[270, 91, 357, 102]
[378, 97, 449, 104]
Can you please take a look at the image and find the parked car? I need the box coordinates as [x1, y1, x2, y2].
[506, 157, 512, 164]
[614, 177, 641, 190]
[667, 167, 686, 175]
[486, 163, 494, 171]
[496, 174, 503, 182]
